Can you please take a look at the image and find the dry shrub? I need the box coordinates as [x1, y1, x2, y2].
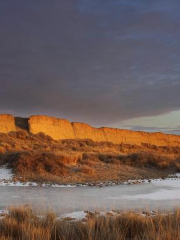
[82, 153, 98, 161]
[0, 237, 13, 240]
[80, 153, 100, 166]
[5, 152, 69, 177]
[59, 139, 98, 152]
[0, 146, 5, 154]
[0, 143, 11, 152]
[9, 131, 28, 140]
[174, 159, 180, 172]
[123, 152, 174, 169]
[8, 206, 36, 222]
[53, 152, 82, 166]
[83, 139, 97, 147]
[98, 152, 175, 169]
[98, 153, 119, 164]
[79, 166, 95, 176]
[33, 132, 53, 143]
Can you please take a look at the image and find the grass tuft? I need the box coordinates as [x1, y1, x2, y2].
[1, 207, 180, 240]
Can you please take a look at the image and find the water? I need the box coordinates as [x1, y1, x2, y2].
[0, 178, 180, 214]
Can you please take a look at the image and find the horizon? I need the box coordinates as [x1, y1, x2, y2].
[0, 0, 180, 134]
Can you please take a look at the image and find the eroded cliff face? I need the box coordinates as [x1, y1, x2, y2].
[29, 115, 75, 140]
[72, 123, 180, 146]
[0, 114, 180, 147]
[0, 114, 16, 133]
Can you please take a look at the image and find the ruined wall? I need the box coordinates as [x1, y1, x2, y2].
[0, 114, 180, 147]
[0, 114, 16, 133]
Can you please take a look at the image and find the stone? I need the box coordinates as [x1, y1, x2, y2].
[0, 114, 16, 133]
[1, 114, 180, 147]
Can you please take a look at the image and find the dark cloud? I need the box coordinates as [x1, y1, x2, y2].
[0, 0, 180, 125]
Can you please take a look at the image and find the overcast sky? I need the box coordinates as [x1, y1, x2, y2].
[0, 0, 180, 133]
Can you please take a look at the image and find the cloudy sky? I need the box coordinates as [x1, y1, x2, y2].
[0, 0, 180, 133]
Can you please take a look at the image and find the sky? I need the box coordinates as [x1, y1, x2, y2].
[0, 0, 180, 134]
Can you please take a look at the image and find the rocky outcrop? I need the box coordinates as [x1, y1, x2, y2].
[29, 115, 75, 140]
[0, 114, 16, 133]
[72, 122, 180, 146]
[0, 114, 180, 147]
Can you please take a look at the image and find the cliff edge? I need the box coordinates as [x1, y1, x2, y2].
[0, 114, 16, 133]
[0, 114, 180, 147]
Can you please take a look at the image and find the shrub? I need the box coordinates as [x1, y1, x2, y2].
[0, 146, 5, 154]
[98, 152, 175, 169]
[174, 159, 180, 172]
[55, 153, 81, 166]
[98, 154, 116, 163]
[125, 152, 173, 169]
[5, 152, 69, 177]
[79, 166, 95, 176]
[33, 132, 53, 142]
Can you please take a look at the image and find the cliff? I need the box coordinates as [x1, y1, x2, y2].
[0, 114, 16, 133]
[0, 114, 180, 147]
[29, 115, 75, 140]
[72, 122, 180, 146]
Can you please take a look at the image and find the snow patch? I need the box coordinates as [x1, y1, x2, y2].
[0, 166, 13, 180]
[60, 211, 87, 221]
[121, 178, 180, 200]
[0, 210, 9, 215]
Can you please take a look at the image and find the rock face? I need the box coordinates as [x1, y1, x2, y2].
[0, 114, 180, 147]
[0, 114, 16, 133]
[29, 115, 75, 140]
[72, 122, 180, 146]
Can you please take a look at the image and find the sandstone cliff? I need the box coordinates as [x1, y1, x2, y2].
[0, 114, 180, 147]
[0, 114, 16, 133]
[72, 122, 180, 146]
[29, 115, 75, 140]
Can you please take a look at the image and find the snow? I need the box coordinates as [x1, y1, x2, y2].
[122, 178, 180, 200]
[59, 211, 120, 222]
[60, 211, 87, 221]
[152, 178, 180, 188]
[0, 166, 78, 187]
[0, 165, 180, 196]
[0, 166, 13, 180]
[0, 180, 78, 187]
[0, 210, 9, 215]
[0, 209, 9, 220]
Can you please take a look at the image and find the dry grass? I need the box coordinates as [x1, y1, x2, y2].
[0, 131, 180, 184]
[78, 166, 95, 176]
[0, 207, 180, 240]
[0, 152, 70, 183]
[98, 152, 177, 169]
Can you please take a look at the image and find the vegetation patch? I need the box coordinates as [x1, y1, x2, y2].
[0, 207, 180, 240]
[0, 131, 180, 184]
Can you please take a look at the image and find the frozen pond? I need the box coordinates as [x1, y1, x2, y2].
[0, 178, 180, 214]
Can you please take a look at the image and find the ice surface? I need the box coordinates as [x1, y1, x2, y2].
[0, 165, 180, 213]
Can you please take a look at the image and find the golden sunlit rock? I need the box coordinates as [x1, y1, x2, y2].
[0, 114, 180, 147]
